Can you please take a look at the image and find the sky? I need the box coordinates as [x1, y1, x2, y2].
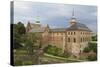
[13, 1, 97, 33]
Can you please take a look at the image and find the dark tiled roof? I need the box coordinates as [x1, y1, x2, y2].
[66, 23, 91, 32]
[50, 28, 66, 32]
[29, 22, 91, 33]
[28, 23, 48, 33]
[29, 27, 45, 33]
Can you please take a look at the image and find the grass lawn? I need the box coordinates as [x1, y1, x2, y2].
[14, 49, 87, 65]
[44, 53, 85, 62]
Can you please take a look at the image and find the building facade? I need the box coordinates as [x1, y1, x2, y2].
[26, 14, 92, 57]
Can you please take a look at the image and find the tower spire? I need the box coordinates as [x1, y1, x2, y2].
[69, 8, 77, 26]
[72, 8, 74, 17]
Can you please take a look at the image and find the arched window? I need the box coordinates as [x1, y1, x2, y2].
[73, 38, 76, 43]
[83, 37, 84, 42]
[81, 38, 82, 42]
[68, 32, 70, 35]
[68, 38, 70, 42]
[74, 32, 75, 35]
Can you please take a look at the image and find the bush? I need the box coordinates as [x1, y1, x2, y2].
[44, 45, 62, 56]
[83, 47, 90, 53]
[83, 42, 97, 53]
[44, 45, 70, 58]
[87, 55, 97, 61]
[23, 61, 33, 65]
[14, 60, 22, 66]
[14, 60, 33, 66]
[92, 35, 97, 41]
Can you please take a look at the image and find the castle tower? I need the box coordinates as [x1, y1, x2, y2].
[33, 16, 41, 29]
[69, 9, 77, 26]
[35, 16, 40, 24]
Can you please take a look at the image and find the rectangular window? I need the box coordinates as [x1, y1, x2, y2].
[74, 32, 75, 35]
[68, 32, 70, 35]
[74, 38, 76, 43]
[68, 38, 70, 42]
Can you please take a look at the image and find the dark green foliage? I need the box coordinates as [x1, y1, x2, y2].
[14, 60, 22, 66]
[16, 22, 26, 35]
[87, 55, 97, 61]
[83, 42, 97, 53]
[13, 22, 26, 49]
[24, 40, 34, 55]
[14, 59, 33, 66]
[23, 61, 33, 65]
[44, 45, 61, 55]
[14, 32, 43, 65]
[89, 43, 97, 53]
[83, 47, 90, 53]
[92, 35, 97, 41]
[22, 33, 42, 55]
[13, 22, 43, 65]
[44, 45, 70, 58]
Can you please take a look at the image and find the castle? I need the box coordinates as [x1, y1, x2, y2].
[26, 12, 92, 57]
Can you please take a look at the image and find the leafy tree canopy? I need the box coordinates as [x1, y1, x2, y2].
[13, 22, 26, 49]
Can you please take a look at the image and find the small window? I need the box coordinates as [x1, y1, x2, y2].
[81, 32, 82, 34]
[74, 32, 75, 35]
[68, 32, 70, 35]
[68, 38, 70, 42]
[83, 38, 84, 42]
[73, 38, 76, 43]
[71, 32, 73, 35]
[81, 38, 82, 42]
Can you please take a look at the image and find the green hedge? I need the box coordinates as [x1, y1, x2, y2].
[44, 45, 70, 58]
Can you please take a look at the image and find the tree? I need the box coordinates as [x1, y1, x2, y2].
[13, 24, 21, 49]
[44, 45, 63, 56]
[83, 42, 97, 53]
[13, 32, 22, 49]
[83, 47, 90, 53]
[92, 35, 97, 41]
[13, 22, 26, 49]
[17, 22, 26, 35]
[21, 33, 43, 64]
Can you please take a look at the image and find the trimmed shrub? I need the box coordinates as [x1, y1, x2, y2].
[83, 42, 97, 53]
[44, 45, 70, 58]
[44, 45, 62, 55]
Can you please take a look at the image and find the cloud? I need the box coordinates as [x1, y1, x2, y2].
[13, 1, 97, 33]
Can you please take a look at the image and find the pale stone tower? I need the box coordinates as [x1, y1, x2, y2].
[66, 9, 92, 58]
[69, 9, 77, 26]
